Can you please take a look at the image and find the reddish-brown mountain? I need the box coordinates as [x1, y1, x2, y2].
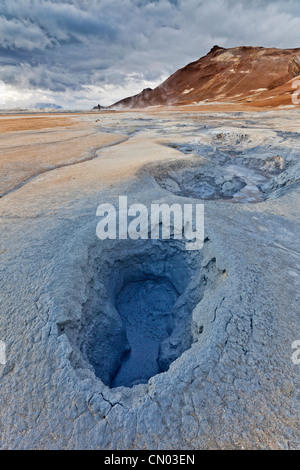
[107, 45, 300, 109]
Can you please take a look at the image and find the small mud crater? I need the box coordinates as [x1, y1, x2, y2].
[58, 238, 226, 389]
[151, 141, 295, 203]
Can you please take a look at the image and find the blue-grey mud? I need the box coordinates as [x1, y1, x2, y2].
[0, 109, 299, 450]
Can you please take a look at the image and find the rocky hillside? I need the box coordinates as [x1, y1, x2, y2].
[108, 45, 300, 109]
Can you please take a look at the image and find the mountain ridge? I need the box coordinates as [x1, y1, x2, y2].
[103, 45, 300, 109]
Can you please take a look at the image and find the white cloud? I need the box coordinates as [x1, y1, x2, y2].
[0, 14, 53, 50]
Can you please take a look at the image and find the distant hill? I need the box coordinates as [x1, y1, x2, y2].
[106, 46, 300, 109]
[34, 103, 62, 110]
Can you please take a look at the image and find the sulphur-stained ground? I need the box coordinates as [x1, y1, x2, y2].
[0, 109, 299, 449]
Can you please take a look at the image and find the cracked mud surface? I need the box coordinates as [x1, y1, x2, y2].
[0, 110, 299, 449]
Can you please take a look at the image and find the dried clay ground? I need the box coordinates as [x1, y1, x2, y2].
[0, 107, 299, 449]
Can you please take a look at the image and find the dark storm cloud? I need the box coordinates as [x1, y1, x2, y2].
[0, 0, 300, 108]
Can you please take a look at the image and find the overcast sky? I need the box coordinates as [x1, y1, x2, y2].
[0, 0, 300, 109]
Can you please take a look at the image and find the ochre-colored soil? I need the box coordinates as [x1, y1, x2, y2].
[0, 115, 78, 133]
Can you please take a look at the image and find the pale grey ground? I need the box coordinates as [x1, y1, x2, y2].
[0, 110, 299, 449]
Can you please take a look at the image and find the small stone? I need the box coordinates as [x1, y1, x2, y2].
[222, 181, 235, 192]
[215, 176, 224, 185]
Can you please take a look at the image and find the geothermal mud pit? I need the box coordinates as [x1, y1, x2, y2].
[152, 134, 297, 204]
[59, 238, 225, 389]
[91, 117, 297, 204]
